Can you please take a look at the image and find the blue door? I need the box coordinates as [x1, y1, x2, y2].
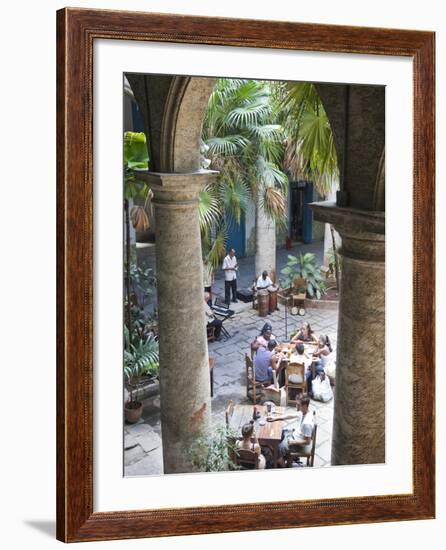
[302, 182, 313, 244]
[225, 211, 246, 257]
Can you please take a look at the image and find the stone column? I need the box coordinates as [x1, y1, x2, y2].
[255, 199, 276, 279]
[145, 170, 218, 474]
[312, 203, 385, 465]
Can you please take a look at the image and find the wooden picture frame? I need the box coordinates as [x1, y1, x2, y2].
[56, 7, 435, 542]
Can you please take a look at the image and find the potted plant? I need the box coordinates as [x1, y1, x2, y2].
[279, 252, 325, 299]
[124, 333, 159, 424]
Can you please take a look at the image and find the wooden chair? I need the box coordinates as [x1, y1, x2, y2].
[263, 369, 282, 406]
[287, 412, 318, 467]
[285, 362, 307, 406]
[292, 277, 307, 312]
[225, 400, 234, 427]
[207, 325, 216, 342]
[245, 353, 265, 403]
[235, 447, 260, 470]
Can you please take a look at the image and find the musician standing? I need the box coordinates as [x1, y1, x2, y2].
[222, 248, 238, 305]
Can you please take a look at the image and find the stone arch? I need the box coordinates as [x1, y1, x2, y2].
[125, 74, 216, 173]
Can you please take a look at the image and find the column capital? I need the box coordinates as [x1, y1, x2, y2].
[136, 169, 218, 205]
[311, 201, 385, 262]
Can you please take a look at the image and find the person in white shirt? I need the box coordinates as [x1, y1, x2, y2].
[256, 270, 273, 290]
[268, 395, 314, 466]
[222, 248, 238, 305]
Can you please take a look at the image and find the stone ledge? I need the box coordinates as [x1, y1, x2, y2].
[124, 378, 160, 404]
[310, 201, 385, 236]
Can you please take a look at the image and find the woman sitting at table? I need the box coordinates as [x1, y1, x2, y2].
[291, 322, 318, 345]
[252, 322, 277, 352]
[312, 334, 333, 366]
[235, 421, 266, 469]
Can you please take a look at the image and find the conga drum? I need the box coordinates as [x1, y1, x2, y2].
[268, 285, 278, 313]
[258, 290, 269, 317]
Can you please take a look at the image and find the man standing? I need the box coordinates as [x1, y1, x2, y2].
[222, 247, 238, 305]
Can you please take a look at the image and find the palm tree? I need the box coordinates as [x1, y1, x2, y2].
[202, 79, 288, 276]
[280, 82, 341, 288]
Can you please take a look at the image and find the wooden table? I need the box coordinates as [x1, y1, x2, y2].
[229, 405, 285, 467]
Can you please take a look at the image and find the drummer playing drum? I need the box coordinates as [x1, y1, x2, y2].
[256, 270, 273, 290]
[256, 270, 279, 313]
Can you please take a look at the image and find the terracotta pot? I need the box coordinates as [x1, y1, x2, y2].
[124, 401, 143, 424]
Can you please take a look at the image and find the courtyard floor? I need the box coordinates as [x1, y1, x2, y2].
[124, 296, 338, 476]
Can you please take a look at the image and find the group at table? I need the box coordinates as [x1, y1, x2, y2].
[229, 394, 314, 469]
[251, 321, 334, 401]
[227, 321, 334, 469]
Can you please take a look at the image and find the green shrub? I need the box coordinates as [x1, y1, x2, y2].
[280, 252, 325, 299]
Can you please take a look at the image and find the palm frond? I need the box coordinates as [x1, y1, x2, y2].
[199, 183, 221, 231]
[219, 176, 251, 225]
[255, 156, 288, 193]
[206, 228, 227, 271]
[259, 186, 288, 228]
[206, 135, 249, 157]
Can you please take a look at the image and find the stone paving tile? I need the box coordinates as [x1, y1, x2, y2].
[125, 446, 164, 476]
[124, 444, 146, 466]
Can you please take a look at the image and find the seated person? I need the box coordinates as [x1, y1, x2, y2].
[254, 340, 281, 383]
[268, 394, 314, 467]
[311, 371, 333, 402]
[291, 322, 318, 345]
[252, 322, 277, 352]
[312, 334, 333, 369]
[256, 270, 273, 290]
[291, 342, 323, 395]
[204, 292, 222, 339]
[235, 421, 266, 469]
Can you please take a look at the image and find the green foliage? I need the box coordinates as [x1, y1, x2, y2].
[281, 82, 339, 196]
[126, 262, 156, 310]
[199, 183, 221, 232]
[327, 246, 342, 276]
[189, 425, 240, 472]
[280, 253, 325, 300]
[202, 227, 227, 271]
[124, 131, 149, 169]
[124, 303, 158, 347]
[124, 333, 159, 404]
[201, 78, 289, 254]
[124, 131, 150, 199]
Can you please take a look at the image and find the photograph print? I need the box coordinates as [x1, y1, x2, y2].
[122, 73, 385, 476]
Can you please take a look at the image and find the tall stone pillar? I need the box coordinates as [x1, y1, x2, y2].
[145, 170, 218, 474]
[312, 203, 385, 465]
[255, 200, 276, 279]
